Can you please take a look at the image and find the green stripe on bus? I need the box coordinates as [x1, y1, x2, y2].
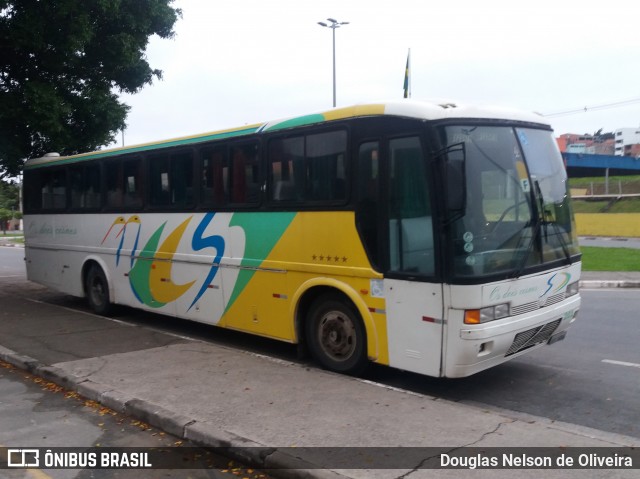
[224, 212, 297, 313]
[264, 114, 326, 131]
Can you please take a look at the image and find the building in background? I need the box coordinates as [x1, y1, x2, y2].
[614, 128, 640, 157]
[557, 132, 616, 156]
[556, 130, 640, 158]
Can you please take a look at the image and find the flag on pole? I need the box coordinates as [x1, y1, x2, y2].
[403, 49, 411, 98]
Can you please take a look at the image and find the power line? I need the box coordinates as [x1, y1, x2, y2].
[543, 97, 640, 118]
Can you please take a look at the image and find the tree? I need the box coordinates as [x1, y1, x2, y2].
[0, 208, 10, 234]
[0, 178, 19, 209]
[0, 179, 19, 232]
[0, 0, 181, 178]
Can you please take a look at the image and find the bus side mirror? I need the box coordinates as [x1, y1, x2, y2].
[443, 143, 466, 220]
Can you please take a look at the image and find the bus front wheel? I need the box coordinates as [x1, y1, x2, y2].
[305, 294, 368, 375]
[85, 265, 112, 316]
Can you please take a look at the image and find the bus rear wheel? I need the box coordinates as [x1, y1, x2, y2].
[85, 265, 112, 316]
[305, 294, 368, 375]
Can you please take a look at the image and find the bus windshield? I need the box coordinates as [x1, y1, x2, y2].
[442, 125, 580, 279]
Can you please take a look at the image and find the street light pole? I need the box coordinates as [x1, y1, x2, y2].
[317, 18, 349, 108]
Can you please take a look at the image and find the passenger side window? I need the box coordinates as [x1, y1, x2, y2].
[70, 164, 101, 209]
[268, 130, 347, 204]
[149, 151, 194, 208]
[230, 143, 261, 205]
[269, 136, 303, 202]
[106, 158, 142, 209]
[123, 159, 143, 208]
[39, 168, 67, 210]
[200, 146, 228, 205]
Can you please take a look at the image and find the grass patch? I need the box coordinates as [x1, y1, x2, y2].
[607, 197, 640, 213]
[580, 246, 640, 271]
[572, 200, 610, 213]
[572, 197, 640, 213]
[569, 174, 640, 190]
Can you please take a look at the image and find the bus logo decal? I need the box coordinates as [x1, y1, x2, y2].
[540, 272, 571, 299]
[188, 212, 225, 310]
[147, 216, 196, 304]
[102, 212, 294, 313]
[101, 215, 142, 267]
[103, 214, 228, 311]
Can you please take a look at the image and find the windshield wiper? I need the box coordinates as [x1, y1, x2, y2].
[535, 180, 573, 265]
[511, 218, 538, 279]
[545, 219, 573, 265]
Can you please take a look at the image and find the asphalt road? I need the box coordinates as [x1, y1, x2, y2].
[1, 246, 639, 443]
[365, 288, 640, 439]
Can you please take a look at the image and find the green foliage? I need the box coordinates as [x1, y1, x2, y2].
[569, 175, 640, 195]
[0, 207, 12, 233]
[572, 198, 640, 213]
[0, 179, 19, 210]
[580, 246, 640, 272]
[0, 0, 181, 178]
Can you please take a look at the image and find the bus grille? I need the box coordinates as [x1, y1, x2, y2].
[510, 292, 566, 316]
[505, 319, 561, 357]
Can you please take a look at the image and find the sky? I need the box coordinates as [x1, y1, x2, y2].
[115, 0, 640, 148]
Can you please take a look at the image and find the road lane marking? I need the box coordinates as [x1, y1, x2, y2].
[602, 359, 640, 369]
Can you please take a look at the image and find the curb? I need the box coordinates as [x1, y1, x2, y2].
[0, 241, 24, 248]
[0, 345, 346, 479]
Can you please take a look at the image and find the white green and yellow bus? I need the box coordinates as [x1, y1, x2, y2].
[23, 101, 581, 378]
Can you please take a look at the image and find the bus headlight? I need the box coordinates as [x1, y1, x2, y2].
[464, 303, 510, 324]
[566, 281, 579, 297]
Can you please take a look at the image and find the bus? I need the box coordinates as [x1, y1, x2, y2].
[22, 101, 581, 378]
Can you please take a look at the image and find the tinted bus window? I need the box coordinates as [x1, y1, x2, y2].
[306, 130, 347, 201]
[149, 151, 194, 208]
[200, 146, 228, 206]
[106, 158, 142, 208]
[41, 169, 67, 210]
[270, 136, 303, 202]
[269, 130, 347, 204]
[70, 164, 101, 210]
[230, 143, 260, 205]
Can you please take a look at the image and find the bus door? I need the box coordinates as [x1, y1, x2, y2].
[383, 136, 445, 377]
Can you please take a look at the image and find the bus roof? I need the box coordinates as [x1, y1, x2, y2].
[25, 100, 549, 168]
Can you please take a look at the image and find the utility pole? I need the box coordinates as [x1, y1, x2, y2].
[317, 18, 349, 107]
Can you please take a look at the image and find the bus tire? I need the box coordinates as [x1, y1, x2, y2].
[85, 265, 112, 316]
[305, 294, 368, 375]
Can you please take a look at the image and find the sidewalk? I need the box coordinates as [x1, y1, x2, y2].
[0, 234, 23, 247]
[0, 292, 638, 479]
[580, 270, 640, 289]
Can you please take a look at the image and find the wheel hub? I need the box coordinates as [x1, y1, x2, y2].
[319, 312, 356, 361]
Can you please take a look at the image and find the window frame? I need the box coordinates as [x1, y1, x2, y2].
[147, 148, 196, 211]
[103, 156, 144, 212]
[266, 126, 350, 208]
[69, 163, 102, 212]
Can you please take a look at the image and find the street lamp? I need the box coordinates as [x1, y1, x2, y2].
[317, 18, 349, 108]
